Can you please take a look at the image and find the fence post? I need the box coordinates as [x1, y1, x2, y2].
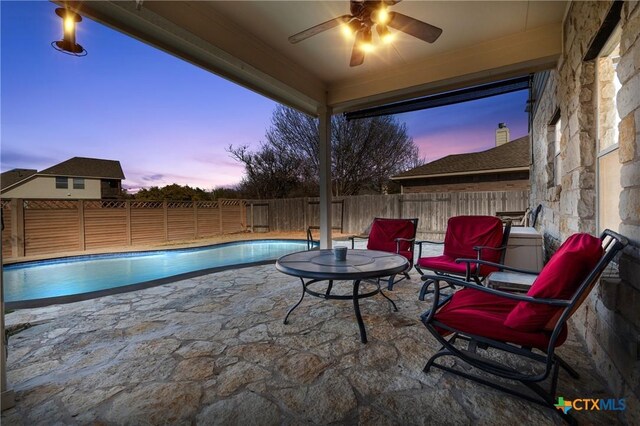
[219, 199, 224, 234]
[126, 201, 132, 246]
[78, 200, 85, 251]
[194, 202, 199, 239]
[163, 200, 168, 241]
[303, 197, 308, 231]
[10, 199, 24, 258]
[250, 202, 254, 233]
[241, 201, 246, 231]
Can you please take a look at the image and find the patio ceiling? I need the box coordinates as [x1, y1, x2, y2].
[65, 0, 568, 116]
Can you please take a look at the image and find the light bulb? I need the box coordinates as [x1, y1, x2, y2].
[360, 43, 375, 53]
[376, 8, 390, 25]
[64, 16, 75, 34]
[341, 24, 353, 39]
[376, 25, 393, 44]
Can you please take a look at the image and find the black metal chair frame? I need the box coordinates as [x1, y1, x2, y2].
[349, 217, 418, 290]
[419, 229, 628, 425]
[415, 220, 512, 300]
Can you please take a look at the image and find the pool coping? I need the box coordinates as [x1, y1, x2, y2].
[6, 239, 318, 310]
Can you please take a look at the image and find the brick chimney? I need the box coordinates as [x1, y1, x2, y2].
[495, 123, 510, 146]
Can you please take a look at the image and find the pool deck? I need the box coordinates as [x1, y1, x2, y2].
[1, 242, 626, 425]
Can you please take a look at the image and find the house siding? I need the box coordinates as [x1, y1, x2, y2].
[531, 1, 640, 423]
[2, 176, 102, 199]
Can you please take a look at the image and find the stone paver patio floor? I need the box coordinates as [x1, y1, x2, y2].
[2, 262, 623, 425]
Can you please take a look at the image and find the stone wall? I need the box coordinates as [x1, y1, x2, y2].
[531, 1, 640, 423]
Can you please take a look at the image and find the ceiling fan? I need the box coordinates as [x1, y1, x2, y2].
[288, 0, 443, 67]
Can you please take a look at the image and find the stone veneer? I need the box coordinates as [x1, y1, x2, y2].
[530, 1, 640, 423]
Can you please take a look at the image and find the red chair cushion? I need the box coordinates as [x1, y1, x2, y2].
[505, 233, 603, 332]
[434, 288, 567, 350]
[417, 255, 477, 276]
[442, 216, 504, 276]
[367, 218, 416, 255]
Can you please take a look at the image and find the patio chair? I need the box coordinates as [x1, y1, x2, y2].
[414, 215, 511, 300]
[349, 217, 418, 290]
[420, 230, 628, 424]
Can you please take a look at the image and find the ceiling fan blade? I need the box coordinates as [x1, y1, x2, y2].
[289, 14, 351, 44]
[388, 12, 442, 43]
[350, 31, 366, 67]
[383, 0, 402, 5]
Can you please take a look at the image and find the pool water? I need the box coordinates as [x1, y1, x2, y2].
[4, 240, 313, 303]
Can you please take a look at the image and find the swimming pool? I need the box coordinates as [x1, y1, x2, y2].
[4, 239, 314, 307]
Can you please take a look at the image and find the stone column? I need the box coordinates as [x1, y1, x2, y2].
[318, 105, 333, 249]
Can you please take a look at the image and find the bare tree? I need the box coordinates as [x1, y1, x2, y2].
[228, 105, 421, 198]
[227, 144, 305, 199]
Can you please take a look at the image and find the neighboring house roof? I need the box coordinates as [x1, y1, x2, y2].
[39, 157, 126, 180]
[393, 135, 530, 180]
[1, 169, 37, 191]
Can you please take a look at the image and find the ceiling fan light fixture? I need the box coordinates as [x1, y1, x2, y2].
[360, 42, 375, 53]
[341, 19, 361, 39]
[359, 29, 374, 53]
[288, 0, 444, 67]
[341, 23, 354, 38]
[376, 25, 394, 44]
[373, 7, 390, 25]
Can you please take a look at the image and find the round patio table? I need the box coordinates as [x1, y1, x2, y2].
[276, 249, 409, 343]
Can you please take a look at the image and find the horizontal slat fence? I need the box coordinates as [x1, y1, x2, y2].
[1, 198, 246, 259]
[2, 192, 527, 259]
[131, 202, 165, 246]
[84, 200, 128, 249]
[196, 201, 221, 237]
[24, 200, 80, 256]
[247, 190, 529, 240]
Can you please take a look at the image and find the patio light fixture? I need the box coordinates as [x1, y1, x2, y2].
[376, 25, 394, 44]
[52, 7, 87, 56]
[372, 6, 390, 25]
[289, 1, 442, 67]
[359, 29, 375, 53]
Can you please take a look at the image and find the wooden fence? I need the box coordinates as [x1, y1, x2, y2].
[0, 191, 528, 259]
[246, 190, 530, 239]
[1, 199, 246, 259]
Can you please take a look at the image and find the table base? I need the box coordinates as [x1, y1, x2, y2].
[284, 277, 398, 343]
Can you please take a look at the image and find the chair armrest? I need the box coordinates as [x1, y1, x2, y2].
[472, 245, 508, 264]
[420, 274, 570, 306]
[348, 234, 369, 249]
[473, 245, 507, 252]
[395, 237, 416, 254]
[415, 240, 444, 245]
[454, 258, 539, 275]
[395, 238, 416, 242]
[415, 240, 444, 259]
[420, 281, 454, 324]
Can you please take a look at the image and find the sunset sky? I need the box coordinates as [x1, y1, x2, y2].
[1, 1, 528, 191]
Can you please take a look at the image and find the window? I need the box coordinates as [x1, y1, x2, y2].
[55, 176, 68, 189]
[73, 178, 85, 189]
[596, 33, 622, 233]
